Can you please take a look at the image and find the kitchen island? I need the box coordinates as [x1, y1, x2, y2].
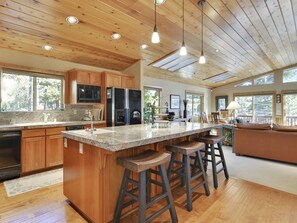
[61, 122, 221, 223]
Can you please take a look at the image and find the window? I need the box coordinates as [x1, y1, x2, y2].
[143, 87, 162, 122]
[235, 94, 273, 123]
[254, 74, 274, 85]
[1, 69, 64, 112]
[283, 68, 297, 83]
[283, 93, 297, 125]
[186, 92, 203, 117]
[234, 80, 253, 87]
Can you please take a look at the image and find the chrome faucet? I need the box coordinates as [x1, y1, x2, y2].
[88, 111, 94, 134]
[43, 113, 50, 123]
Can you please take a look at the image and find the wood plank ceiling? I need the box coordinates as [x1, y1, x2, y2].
[0, 0, 296, 88]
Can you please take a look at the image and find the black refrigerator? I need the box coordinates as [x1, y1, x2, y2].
[106, 87, 142, 127]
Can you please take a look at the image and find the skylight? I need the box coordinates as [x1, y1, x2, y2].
[150, 50, 197, 72]
[203, 72, 234, 83]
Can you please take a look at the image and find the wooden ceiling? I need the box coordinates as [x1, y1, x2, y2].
[0, 0, 296, 88]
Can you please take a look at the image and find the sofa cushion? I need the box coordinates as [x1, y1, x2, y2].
[272, 124, 297, 132]
[236, 123, 271, 130]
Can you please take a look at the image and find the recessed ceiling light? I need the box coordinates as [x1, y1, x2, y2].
[111, 33, 121, 40]
[215, 49, 220, 53]
[42, 45, 53, 51]
[154, 0, 166, 5]
[66, 16, 79, 24]
[141, 44, 148, 49]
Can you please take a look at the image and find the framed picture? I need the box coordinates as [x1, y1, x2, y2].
[170, 94, 180, 109]
[216, 95, 228, 111]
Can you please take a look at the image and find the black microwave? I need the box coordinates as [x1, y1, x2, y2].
[77, 84, 101, 103]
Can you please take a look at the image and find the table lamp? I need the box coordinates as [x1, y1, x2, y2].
[226, 101, 241, 123]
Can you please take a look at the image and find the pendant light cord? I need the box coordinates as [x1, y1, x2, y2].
[182, 0, 185, 43]
[155, 1, 157, 27]
[201, 2, 204, 53]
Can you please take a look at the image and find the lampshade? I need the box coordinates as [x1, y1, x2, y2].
[226, 101, 241, 110]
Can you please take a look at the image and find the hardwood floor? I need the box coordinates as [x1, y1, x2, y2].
[1, 176, 297, 223]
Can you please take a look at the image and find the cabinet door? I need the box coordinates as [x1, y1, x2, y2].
[121, 76, 135, 89]
[89, 72, 102, 86]
[63, 139, 81, 207]
[46, 134, 64, 167]
[22, 136, 46, 173]
[76, 71, 90, 84]
[106, 73, 122, 88]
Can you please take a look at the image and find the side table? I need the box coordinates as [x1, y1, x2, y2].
[221, 124, 235, 152]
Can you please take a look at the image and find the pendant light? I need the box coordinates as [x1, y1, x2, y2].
[152, 1, 160, 43]
[198, 0, 206, 64]
[180, 0, 187, 56]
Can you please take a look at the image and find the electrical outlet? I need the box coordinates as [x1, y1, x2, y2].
[79, 143, 83, 154]
[64, 138, 67, 148]
[73, 109, 77, 114]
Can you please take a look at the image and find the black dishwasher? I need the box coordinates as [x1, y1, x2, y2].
[0, 131, 21, 182]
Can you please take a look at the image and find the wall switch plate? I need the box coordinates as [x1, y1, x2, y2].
[64, 138, 67, 148]
[79, 143, 84, 154]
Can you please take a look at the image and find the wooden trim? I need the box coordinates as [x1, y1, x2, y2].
[281, 90, 297, 94]
[0, 62, 66, 76]
[233, 91, 276, 97]
[22, 129, 46, 138]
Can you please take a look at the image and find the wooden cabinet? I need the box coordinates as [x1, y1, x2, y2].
[103, 72, 135, 89]
[121, 75, 135, 89]
[70, 69, 102, 85]
[22, 127, 65, 173]
[63, 141, 100, 222]
[21, 129, 46, 173]
[67, 69, 102, 104]
[105, 73, 122, 88]
[45, 127, 65, 167]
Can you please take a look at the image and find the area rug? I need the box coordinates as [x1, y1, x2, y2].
[221, 146, 297, 195]
[4, 168, 63, 197]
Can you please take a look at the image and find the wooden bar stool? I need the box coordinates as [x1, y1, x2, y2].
[113, 150, 178, 223]
[194, 135, 229, 189]
[166, 141, 210, 212]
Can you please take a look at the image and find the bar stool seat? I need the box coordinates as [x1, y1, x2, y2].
[117, 150, 171, 173]
[113, 150, 178, 223]
[196, 135, 224, 144]
[194, 134, 229, 189]
[166, 141, 210, 212]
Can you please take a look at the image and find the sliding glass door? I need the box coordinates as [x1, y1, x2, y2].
[235, 94, 273, 123]
[283, 93, 297, 125]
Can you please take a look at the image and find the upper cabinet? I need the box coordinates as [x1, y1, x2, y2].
[103, 72, 135, 89]
[69, 69, 102, 86]
[67, 69, 103, 104]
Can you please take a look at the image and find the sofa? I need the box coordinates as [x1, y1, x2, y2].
[234, 123, 297, 164]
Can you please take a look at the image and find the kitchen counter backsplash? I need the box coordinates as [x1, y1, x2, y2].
[0, 104, 103, 125]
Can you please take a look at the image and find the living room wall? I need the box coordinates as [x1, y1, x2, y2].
[211, 65, 297, 118]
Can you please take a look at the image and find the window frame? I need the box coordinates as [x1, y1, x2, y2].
[234, 80, 253, 88]
[254, 73, 274, 85]
[0, 68, 65, 112]
[283, 67, 297, 83]
[281, 90, 297, 125]
[234, 91, 276, 123]
[185, 91, 204, 117]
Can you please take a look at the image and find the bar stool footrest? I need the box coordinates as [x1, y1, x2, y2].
[146, 204, 170, 223]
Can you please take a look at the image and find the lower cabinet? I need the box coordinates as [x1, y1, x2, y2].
[46, 134, 64, 167]
[21, 127, 65, 174]
[22, 136, 46, 173]
[64, 140, 100, 222]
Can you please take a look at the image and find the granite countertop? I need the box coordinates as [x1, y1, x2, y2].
[0, 120, 106, 131]
[61, 122, 221, 152]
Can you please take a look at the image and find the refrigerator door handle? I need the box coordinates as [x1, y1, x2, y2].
[125, 108, 130, 125]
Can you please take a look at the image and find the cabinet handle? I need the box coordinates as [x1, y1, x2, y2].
[64, 138, 67, 148]
[79, 143, 84, 154]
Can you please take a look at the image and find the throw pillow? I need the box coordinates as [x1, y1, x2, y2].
[272, 124, 297, 132]
[237, 123, 271, 130]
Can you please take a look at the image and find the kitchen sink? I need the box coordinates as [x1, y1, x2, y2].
[71, 129, 114, 136]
